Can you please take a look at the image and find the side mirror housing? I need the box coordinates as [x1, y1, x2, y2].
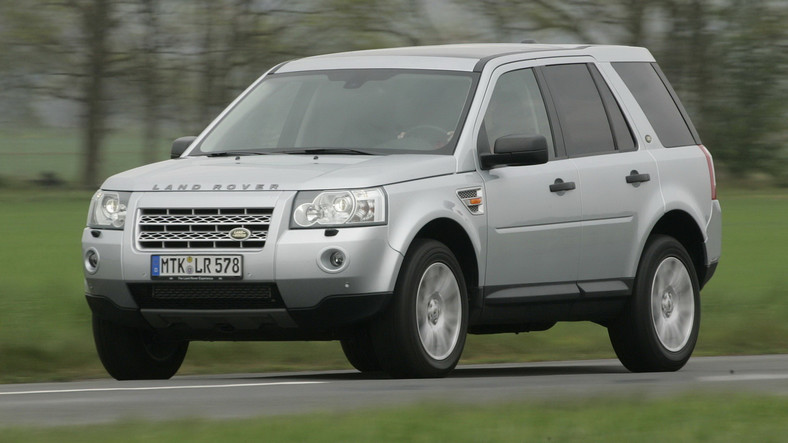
[479, 135, 549, 170]
[171, 136, 197, 159]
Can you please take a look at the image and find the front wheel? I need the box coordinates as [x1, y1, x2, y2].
[371, 239, 468, 378]
[93, 315, 188, 380]
[340, 325, 381, 373]
[608, 235, 700, 372]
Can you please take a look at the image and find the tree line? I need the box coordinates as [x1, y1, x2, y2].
[1, 0, 785, 187]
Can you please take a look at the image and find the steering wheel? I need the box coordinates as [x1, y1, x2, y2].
[398, 125, 452, 148]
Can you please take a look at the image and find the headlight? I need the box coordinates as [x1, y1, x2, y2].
[292, 188, 386, 228]
[87, 190, 130, 229]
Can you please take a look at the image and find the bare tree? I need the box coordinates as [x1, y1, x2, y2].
[450, 0, 604, 42]
[698, 0, 788, 176]
[137, 0, 164, 164]
[0, 0, 61, 125]
[452, 0, 788, 177]
[2, 0, 784, 183]
[74, 0, 116, 188]
[309, 0, 440, 49]
[28, 0, 121, 187]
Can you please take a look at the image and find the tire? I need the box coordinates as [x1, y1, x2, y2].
[371, 239, 468, 378]
[340, 325, 381, 373]
[608, 235, 700, 372]
[92, 315, 188, 380]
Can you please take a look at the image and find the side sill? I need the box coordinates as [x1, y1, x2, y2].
[476, 279, 633, 326]
[483, 279, 633, 306]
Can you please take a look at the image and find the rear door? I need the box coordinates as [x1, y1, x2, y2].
[539, 63, 662, 288]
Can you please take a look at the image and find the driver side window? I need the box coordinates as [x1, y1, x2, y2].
[480, 69, 554, 154]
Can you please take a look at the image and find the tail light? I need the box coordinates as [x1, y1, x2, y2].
[699, 145, 717, 200]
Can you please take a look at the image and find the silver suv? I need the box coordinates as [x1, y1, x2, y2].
[82, 44, 721, 380]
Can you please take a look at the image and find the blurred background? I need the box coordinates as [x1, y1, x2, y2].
[0, 0, 786, 187]
[0, 0, 786, 383]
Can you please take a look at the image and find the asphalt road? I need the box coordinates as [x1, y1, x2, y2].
[2, 355, 787, 427]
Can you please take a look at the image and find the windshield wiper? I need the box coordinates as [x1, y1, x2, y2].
[276, 148, 377, 155]
[205, 150, 272, 157]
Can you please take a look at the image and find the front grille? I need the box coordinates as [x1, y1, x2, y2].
[129, 283, 283, 309]
[137, 208, 272, 249]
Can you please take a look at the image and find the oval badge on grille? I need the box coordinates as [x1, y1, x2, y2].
[228, 227, 252, 241]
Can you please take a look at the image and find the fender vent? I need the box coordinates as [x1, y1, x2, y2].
[457, 187, 484, 215]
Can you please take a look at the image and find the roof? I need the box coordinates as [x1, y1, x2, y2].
[275, 43, 655, 74]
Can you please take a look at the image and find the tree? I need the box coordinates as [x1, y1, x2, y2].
[28, 0, 122, 187]
[137, 0, 164, 164]
[176, 1, 316, 132]
[698, 0, 788, 176]
[2, 0, 784, 183]
[451, 0, 788, 178]
[0, 0, 60, 125]
[73, 0, 117, 188]
[307, 0, 440, 49]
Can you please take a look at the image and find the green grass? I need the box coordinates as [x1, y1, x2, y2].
[0, 127, 172, 184]
[0, 187, 785, 383]
[2, 394, 787, 441]
[697, 189, 788, 355]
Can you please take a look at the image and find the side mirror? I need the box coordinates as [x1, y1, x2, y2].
[171, 136, 197, 159]
[479, 135, 549, 170]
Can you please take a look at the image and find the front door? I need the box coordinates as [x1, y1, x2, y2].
[481, 66, 582, 300]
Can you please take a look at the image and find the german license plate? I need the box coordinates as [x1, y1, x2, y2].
[151, 255, 243, 281]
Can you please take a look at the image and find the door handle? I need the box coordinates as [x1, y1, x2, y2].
[626, 170, 651, 184]
[549, 178, 576, 193]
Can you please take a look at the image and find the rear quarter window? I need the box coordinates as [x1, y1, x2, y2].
[613, 63, 697, 148]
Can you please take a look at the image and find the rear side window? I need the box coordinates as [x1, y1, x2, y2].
[542, 64, 615, 156]
[613, 63, 696, 148]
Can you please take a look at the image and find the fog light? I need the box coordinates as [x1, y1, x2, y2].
[318, 247, 349, 274]
[329, 250, 345, 268]
[85, 248, 100, 274]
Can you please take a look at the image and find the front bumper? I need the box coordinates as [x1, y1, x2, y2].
[82, 191, 402, 338]
[86, 290, 392, 340]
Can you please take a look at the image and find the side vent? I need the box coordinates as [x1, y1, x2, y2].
[457, 187, 484, 215]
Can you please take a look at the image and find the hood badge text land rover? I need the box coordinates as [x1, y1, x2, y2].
[151, 184, 279, 191]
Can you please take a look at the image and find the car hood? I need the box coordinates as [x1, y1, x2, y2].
[101, 154, 457, 192]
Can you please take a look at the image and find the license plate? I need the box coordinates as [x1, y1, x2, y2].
[151, 255, 243, 281]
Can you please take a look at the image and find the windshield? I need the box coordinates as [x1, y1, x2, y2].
[193, 70, 476, 156]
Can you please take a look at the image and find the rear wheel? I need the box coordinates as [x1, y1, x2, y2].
[371, 239, 468, 378]
[608, 235, 700, 372]
[93, 315, 188, 380]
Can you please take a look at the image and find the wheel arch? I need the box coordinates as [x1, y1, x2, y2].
[383, 174, 487, 317]
[411, 218, 480, 294]
[646, 210, 709, 288]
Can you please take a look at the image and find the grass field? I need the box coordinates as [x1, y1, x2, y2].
[2, 394, 787, 441]
[0, 186, 785, 383]
[0, 128, 171, 185]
